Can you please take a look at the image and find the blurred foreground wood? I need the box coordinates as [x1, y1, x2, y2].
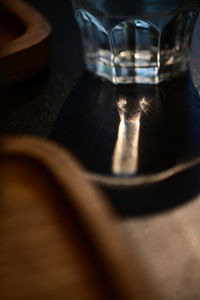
[0, 137, 156, 300]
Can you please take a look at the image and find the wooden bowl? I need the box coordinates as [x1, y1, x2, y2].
[0, 136, 155, 300]
[0, 0, 51, 86]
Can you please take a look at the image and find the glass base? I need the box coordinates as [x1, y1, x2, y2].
[76, 7, 199, 85]
[85, 49, 188, 84]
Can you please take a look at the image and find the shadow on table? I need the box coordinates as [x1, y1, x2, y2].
[50, 70, 200, 216]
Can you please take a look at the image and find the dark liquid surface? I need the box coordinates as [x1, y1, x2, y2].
[73, 0, 191, 17]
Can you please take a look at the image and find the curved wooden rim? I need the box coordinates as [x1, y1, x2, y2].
[84, 156, 200, 187]
[0, 0, 51, 57]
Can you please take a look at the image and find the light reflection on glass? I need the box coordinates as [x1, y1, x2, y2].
[112, 96, 150, 175]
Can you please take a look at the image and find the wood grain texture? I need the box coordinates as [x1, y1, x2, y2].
[0, 0, 51, 86]
[0, 136, 156, 300]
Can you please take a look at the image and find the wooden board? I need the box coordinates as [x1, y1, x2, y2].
[0, 136, 156, 300]
[0, 0, 51, 87]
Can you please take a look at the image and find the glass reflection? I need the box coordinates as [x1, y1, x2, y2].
[111, 82, 163, 176]
[112, 96, 150, 175]
[50, 70, 200, 178]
